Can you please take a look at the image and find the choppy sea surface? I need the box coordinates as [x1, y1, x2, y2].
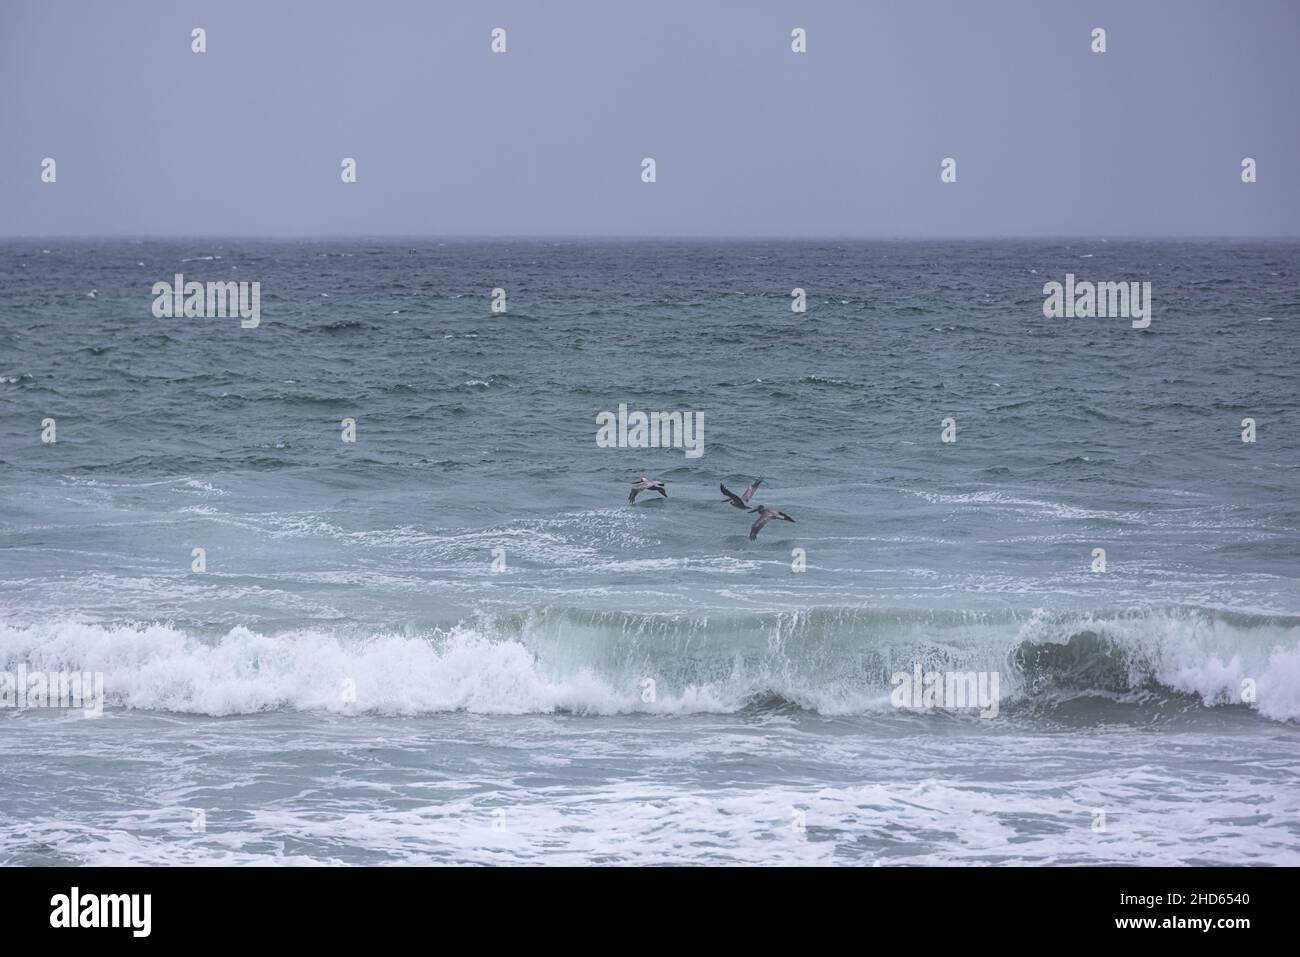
[1, 239, 1298, 865]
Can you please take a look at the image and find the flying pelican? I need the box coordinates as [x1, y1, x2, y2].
[748, 505, 795, 540]
[628, 476, 667, 504]
[720, 479, 762, 509]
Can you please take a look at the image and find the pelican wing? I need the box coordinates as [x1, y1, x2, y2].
[740, 479, 763, 504]
[720, 483, 747, 508]
[749, 511, 776, 540]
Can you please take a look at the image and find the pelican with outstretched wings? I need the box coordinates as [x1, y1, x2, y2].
[747, 505, 795, 540]
[719, 479, 762, 509]
[628, 476, 668, 504]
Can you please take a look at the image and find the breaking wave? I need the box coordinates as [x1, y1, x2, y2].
[1, 605, 1297, 720]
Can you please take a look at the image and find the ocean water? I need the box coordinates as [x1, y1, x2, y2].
[1, 238, 1298, 866]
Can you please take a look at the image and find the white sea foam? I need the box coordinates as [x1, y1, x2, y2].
[1009, 607, 1300, 718]
[0, 619, 722, 717]
[0, 606, 1296, 720]
[7, 724, 1296, 866]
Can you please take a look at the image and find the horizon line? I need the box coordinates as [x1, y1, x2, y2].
[3, 234, 1299, 243]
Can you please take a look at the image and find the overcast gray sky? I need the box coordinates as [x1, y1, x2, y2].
[2, 0, 1297, 237]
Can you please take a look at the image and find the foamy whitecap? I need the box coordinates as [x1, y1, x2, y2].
[1, 606, 1296, 720]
